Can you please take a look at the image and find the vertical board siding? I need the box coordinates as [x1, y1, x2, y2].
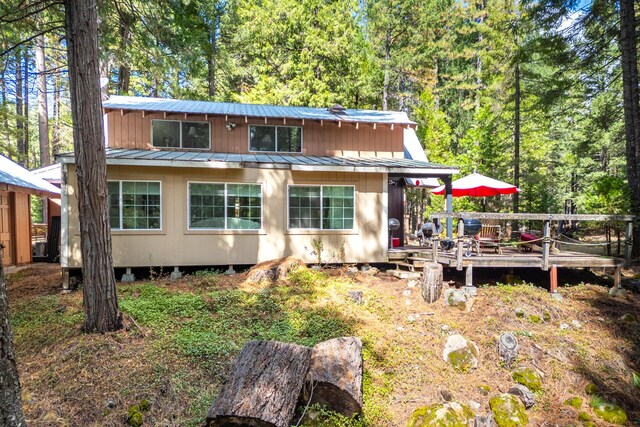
[0, 191, 13, 266]
[106, 111, 404, 157]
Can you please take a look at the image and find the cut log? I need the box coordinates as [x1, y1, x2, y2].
[206, 340, 312, 427]
[422, 262, 443, 303]
[302, 337, 363, 417]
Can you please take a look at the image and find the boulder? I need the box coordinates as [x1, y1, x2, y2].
[489, 394, 528, 427]
[474, 415, 497, 427]
[407, 402, 476, 427]
[511, 367, 542, 392]
[444, 289, 474, 312]
[497, 333, 519, 367]
[590, 397, 627, 425]
[507, 384, 536, 409]
[443, 334, 479, 372]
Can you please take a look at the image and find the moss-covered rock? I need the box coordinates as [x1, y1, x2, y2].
[442, 334, 479, 372]
[127, 405, 143, 427]
[478, 385, 491, 395]
[590, 396, 627, 425]
[407, 402, 476, 427]
[543, 311, 551, 322]
[578, 411, 591, 421]
[584, 383, 598, 395]
[511, 367, 542, 392]
[489, 394, 528, 426]
[528, 315, 542, 324]
[138, 399, 151, 411]
[563, 397, 583, 409]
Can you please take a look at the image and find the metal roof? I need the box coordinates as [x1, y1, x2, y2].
[32, 163, 62, 183]
[403, 128, 441, 188]
[103, 95, 416, 126]
[57, 148, 457, 176]
[0, 155, 61, 196]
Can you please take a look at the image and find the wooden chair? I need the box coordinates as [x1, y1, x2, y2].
[475, 224, 502, 254]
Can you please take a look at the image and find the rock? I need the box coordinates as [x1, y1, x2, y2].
[407, 279, 419, 288]
[362, 267, 379, 276]
[440, 389, 454, 402]
[590, 397, 627, 425]
[462, 286, 478, 297]
[407, 402, 476, 427]
[478, 385, 491, 396]
[443, 334, 479, 372]
[619, 313, 637, 323]
[444, 289, 474, 312]
[511, 367, 542, 392]
[609, 287, 627, 296]
[468, 400, 481, 411]
[550, 293, 563, 302]
[563, 397, 582, 409]
[571, 320, 582, 329]
[585, 382, 599, 395]
[127, 405, 143, 427]
[346, 266, 359, 274]
[528, 314, 542, 324]
[441, 325, 451, 333]
[475, 415, 497, 427]
[489, 394, 528, 427]
[348, 290, 363, 305]
[407, 315, 416, 323]
[139, 399, 151, 411]
[559, 323, 570, 330]
[498, 333, 519, 368]
[403, 289, 412, 297]
[508, 384, 536, 409]
[542, 311, 551, 321]
[107, 399, 116, 409]
[514, 308, 525, 318]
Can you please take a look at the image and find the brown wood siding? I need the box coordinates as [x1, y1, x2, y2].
[106, 110, 405, 157]
[0, 191, 32, 266]
[0, 191, 13, 266]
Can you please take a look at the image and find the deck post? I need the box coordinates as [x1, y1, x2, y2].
[542, 220, 551, 271]
[456, 219, 464, 271]
[549, 265, 558, 293]
[465, 264, 473, 287]
[432, 236, 439, 263]
[444, 176, 453, 238]
[614, 265, 622, 288]
[624, 221, 633, 268]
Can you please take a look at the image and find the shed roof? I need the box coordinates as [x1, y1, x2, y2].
[103, 95, 416, 126]
[58, 148, 457, 176]
[32, 163, 62, 183]
[0, 155, 61, 197]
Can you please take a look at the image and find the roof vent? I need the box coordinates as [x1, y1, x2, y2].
[328, 104, 347, 114]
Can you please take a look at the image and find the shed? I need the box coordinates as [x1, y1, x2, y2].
[0, 155, 61, 267]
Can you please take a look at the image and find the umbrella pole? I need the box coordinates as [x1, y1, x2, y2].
[444, 176, 453, 238]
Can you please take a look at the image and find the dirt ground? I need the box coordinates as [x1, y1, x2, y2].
[6, 262, 640, 426]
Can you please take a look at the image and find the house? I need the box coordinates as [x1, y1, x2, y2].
[0, 155, 61, 268]
[32, 163, 63, 262]
[57, 96, 457, 280]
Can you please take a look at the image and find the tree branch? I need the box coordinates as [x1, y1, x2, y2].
[0, 26, 64, 57]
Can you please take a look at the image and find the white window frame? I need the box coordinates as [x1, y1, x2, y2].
[108, 180, 163, 231]
[287, 184, 356, 231]
[151, 119, 211, 150]
[187, 181, 264, 231]
[248, 125, 303, 153]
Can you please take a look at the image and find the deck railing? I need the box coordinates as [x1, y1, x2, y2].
[429, 212, 635, 270]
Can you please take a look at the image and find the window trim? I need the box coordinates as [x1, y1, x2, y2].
[151, 119, 211, 150]
[187, 181, 264, 231]
[287, 184, 356, 231]
[248, 124, 303, 153]
[108, 179, 163, 231]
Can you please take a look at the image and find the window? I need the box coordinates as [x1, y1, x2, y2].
[152, 120, 210, 149]
[108, 181, 161, 230]
[249, 125, 302, 152]
[189, 183, 262, 230]
[288, 186, 354, 230]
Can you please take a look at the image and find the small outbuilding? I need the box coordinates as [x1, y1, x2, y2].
[0, 155, 61, 267]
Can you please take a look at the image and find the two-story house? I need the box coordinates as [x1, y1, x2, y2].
[57, 96, 457, 279]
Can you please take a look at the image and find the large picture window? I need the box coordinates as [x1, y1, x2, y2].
[288, 185, 354, 230]
[108, 181, 161, 230]
[189, 183, 262, 230]
[152, 120, 210, 149]
[249, 125, 302, 153]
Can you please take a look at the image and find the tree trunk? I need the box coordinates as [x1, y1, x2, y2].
[23, 48, 30, 168]
[302, 337, 363, 417]
[64, 0, 122, 333]
[208, 20, 217, 98]
[382, 27, 391, 111]
[513, 59, 520, 214]
[1, 55, 8, 149]
[36, 34, 50, 168]
[620, 0, 640, 257]
[52, 65, 61, 156]
[0, 247, 26, 427]
[15, 48, 24, 165]
[422, 262, 443, 303]
[206, 340, 312, 427]
[116, 65, 130, 95]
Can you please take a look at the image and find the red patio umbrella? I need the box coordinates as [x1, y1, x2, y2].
[431, 172, 521, 197]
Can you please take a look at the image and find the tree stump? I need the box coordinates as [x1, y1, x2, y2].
[206, 340, 312, 427]
[422, 262, 443, 303]
[302, 337, 363, 417]
[498, 333, 519, 368]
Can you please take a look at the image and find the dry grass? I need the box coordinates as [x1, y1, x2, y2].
[6, 263, 640, 426]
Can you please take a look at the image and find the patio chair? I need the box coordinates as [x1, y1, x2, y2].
[475, 224, 502, 254]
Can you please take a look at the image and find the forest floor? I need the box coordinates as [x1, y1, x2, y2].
[6, 262, 640, 426]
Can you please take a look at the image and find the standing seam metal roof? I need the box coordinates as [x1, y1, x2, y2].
[103, 95, 416, 125]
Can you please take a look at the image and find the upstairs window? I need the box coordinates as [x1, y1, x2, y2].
[249, 125, 302, 153]
[152, 120, 210, 149]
